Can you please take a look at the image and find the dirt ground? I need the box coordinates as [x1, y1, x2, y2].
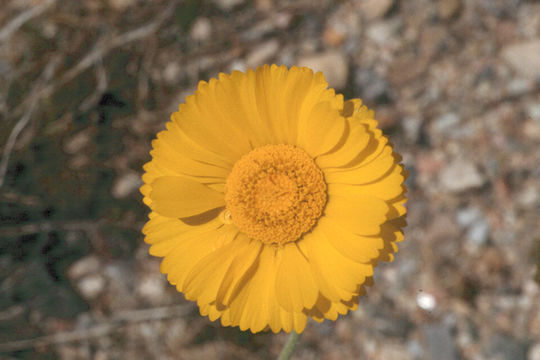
[1, 0, 539, 359]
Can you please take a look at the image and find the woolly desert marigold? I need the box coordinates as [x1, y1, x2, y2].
[141, 64, 407, 333]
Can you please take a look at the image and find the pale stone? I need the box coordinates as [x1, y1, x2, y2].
[438, 0, 462, 19]
[502, 40, 540, 78]
[77, 274, 105, 299]
[440, 159, 486, 193]
[297, 51, 349, 89]
[190, 18, 212, 42]
[112, 172, 143, 199]
[359, 0, 394, 20]
[245, 39, 279, 68]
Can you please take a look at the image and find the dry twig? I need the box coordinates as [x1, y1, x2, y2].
[11, 0, 180, 120]
[0, 58, 60, 188]
[0, 304, 194, 353]
[0, 219, 140, 238]
[0, 0, 57, 43]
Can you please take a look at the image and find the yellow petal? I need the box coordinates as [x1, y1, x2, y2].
[173, 95, 246, 162]
[324, 146, 395, 184]
[387, 194, 407, 219]
[299, 229, 373, 302]
[316, 118, 371, 168]
[342, 99, 376, 127]
[194, 78, 257, 156]
[324, 194, 388, 235]
[228, 245, 276, 332]
[150, 136, 229, 180]
[309, 295, 359, 321]
[216, 234, 263, 307]
[145, 217, 222, 257]
[150, 176, 224, 218]
[214, 71, 269, 147]
[275, 242, 318, 312]
[317, 217, 384, 263]
[162, 121, 233, 167]
[292, 312, 308, 333]
[327, 164, 405, 200]
[184, 233, 260, 306]
[297, 101, 346, 157]
[143, 211, 220, 243]
[220, 244, 309, 333]
[160, 225, 236, 289]
[254, 64, 289, 143]
[369, 220, 405, 264]
[231, 68, 274, 145]
[199, 302, 222, 322]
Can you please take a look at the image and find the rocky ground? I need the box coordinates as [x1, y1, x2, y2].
[1, 0, 539, 359]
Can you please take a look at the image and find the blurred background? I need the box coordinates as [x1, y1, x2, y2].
[1, 0, 539, 359]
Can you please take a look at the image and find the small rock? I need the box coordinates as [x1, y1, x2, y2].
[502, 40, 540, 78]
[67, 256, 101, 279]
[466, 220, 489, 247]
[431, 112, 460, 137]
[229, 59, 247, 72]
[212, 0, 244, 11]
[274, 12, 292, 29]
[245, 39, 279, 68]
[355, 69, 391, 103]
[366, 19, 401, 45]
[77, 274, 105, 300]
[297, 51, 348, 89]
[64, 130, 91, 154]
[67, 256, 105, 300]
[417, 292, 437, 311]
[402, 117, 423, 144]
[407, 340, 424, 359]
[526, 103, 540, 121]
[422, 324, 458, 360]
[523, 119, 540, 140]
[440, 159, 486, 193]
[517, 183, 539, 208]
[190, 18, 212, 42]
[163, 62, 181, 84]
[107, 0, 135, 10]
[529, 342, 540, 360]
[506, 78, 534, 96]
[255, 0, 272, 11]
[359, 0, 394, 20]
[438, 0, 462, 20]
[456, 207, 482, 228]
[103, 262, 138, 311]
[323, 26, 346, 47]
[112, 172, 143, 199]
[136, 275, 167, 305]
[375, 107, 399, 129]
[486, 334, 528, 360]
[377, 344, 414, 360]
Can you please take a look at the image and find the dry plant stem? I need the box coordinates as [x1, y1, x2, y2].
[0, 0, 57, 42]
[278, 331, 301, 360]
[0, 57, 60, 189]
[0, 304, 194, 353]
[10, 0, 179, 120]
[0, 98, 37, 188]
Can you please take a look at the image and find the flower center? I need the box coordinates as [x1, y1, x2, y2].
[225, 144, 327, 245]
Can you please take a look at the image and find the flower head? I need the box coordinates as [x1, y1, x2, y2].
[141, 64, 407, 333]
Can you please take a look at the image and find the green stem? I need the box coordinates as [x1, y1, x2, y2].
[277, 331, 302, 360]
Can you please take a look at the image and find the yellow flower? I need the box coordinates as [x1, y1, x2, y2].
[141, 64, 407, 333]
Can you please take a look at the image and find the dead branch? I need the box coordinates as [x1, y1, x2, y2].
[10, 0, 179, 121]
[0, 219, 140, 238]
[0, 0, 57, 43]
[0, 58, 61, 188]
[0, 304, 194, 353]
